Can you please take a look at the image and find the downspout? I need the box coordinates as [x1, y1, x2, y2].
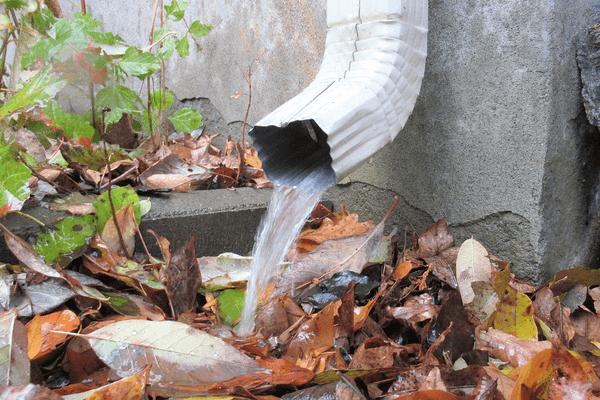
[249, 0, 428, 188]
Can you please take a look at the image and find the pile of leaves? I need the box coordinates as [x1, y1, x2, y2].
[2, 195, 600, 400]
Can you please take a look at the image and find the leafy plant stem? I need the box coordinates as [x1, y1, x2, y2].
[81, 0, 87, 14]
[147, 0, 161, 148]
[235, 61, 255, 184]
[100, 108, 131, 259]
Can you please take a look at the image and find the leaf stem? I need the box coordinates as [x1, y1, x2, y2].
[14, 211, 45, 227]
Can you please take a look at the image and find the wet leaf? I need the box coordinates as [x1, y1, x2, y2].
[494, 286, 538, 340]
[286, 301, 336, 365]
[1, 225, 62, 279]
[145, 173, 193, 192]
[0, 310, 29, 385]
[475, 328, 551, 367]
[456, 238, 492, 305]
[100, 204, 136, 257]
[45, 192, 98, 214]
[102, 292, 166, 321]
[62, 364, 150, 400]
[216, 289, 245, 326]
[0, 145, 31, 217]
[166, 236, 201, 318]
[83, 320, 267, 386]
[93, 186, 141, 233]
[425, 291, 475, 364]
[296, 213, 374, 253]
[26, 309, 80, 362]
[198, 253, 256, 291]
[34, 215, 96, 266]
[0, 384, 64, 399]
[272, 219, 384, 299]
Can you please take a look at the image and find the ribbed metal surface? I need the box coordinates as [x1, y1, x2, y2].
[250, 0, 428, 187]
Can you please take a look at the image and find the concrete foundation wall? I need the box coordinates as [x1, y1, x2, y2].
[59, 0, 600, 283]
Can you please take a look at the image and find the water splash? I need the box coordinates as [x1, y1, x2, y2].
[238, 175, 329, 334]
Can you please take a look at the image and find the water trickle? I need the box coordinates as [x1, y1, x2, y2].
[238, 173, 330, 334]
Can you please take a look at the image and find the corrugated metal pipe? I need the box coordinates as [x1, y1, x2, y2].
[249, 0, 428, 189]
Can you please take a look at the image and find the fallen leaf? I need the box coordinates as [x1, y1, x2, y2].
[101, 204, 136, 257]
[475, 328, 552, 367]
[0, 384, 64, 399]
[26, 309, 80, 362]
[494, 286, 538, 340]
[0, 310, 30, 386]
[145, 173, 193, 192]
[456, 238, 492, 305]
[296, 213, 374, 253]
[82, 320, 268, 387]
[65, 364, 150, 400]
[417, 219, 454, 258]
[166, 236, 201, 318]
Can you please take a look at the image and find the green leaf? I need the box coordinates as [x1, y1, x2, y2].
[95, 84, 141, 128]
[0, 67, 66, 120]
[189, 21, 212, 37]
[31, 8, 56, 34]
[152, 27, 170, 43]
[164, 1, 187, 21]
[89, 31, 123, 45]
[175, 36, 189, 58]
[0, 13, 12, 30]
[43, 100, 95, 141]
[150, 89, 174, 112]
[0, 143, 31, 216]
[93, 187, 141, 233]
[216, 289, 245, 326]
[168, 108, 202, 133]
[156, 36, 175, 61]
[3, 0, 27, 9]
[34, 215, 96, 266]
[117, 47, 161, 80]
[141, 109, 158, 136]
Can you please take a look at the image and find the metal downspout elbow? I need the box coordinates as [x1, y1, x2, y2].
[249, 0, 428, 189]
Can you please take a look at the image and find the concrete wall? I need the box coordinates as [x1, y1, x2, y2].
[62, 0, 600, 283]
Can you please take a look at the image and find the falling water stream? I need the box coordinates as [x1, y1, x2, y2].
[238, 174, 330, 334]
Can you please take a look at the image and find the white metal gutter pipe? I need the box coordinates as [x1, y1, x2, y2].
[249, 0, 428, 189]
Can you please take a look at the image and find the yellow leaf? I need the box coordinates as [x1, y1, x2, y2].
[494, 286, 538, 340]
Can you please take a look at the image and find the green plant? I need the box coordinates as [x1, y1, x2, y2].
[0, 0, 212, 217]
[17, 1, 212, 145]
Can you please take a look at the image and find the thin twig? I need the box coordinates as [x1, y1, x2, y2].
[134, 218, 152, 262]
[80, 0, 86, 14]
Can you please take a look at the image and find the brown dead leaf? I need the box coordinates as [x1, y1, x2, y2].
[145, 173, 193, 192]
[349, 337, 396, 370]
[26, 309, 80, 362]
[286, 301, 336, 366]
[0, 384, 64, 400]
[417, 219, 454, 259]
[297, 213, 374, 253]
[83, 364, 150, 400]
[100, 204, 136, 257]
[476, 328, 552, 367]
[166, 236, 201, 318]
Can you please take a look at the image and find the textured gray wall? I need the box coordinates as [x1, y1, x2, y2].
[61, 0, 600, 283]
